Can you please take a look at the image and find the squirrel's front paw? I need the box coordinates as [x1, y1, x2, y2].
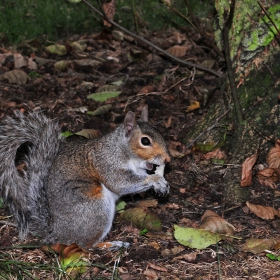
[153, 176, 170, 195]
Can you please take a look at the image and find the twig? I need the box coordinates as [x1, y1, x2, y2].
[223, 0, 243, 123]
[186, 108, 231, 149]
[81, 0, 223, 77]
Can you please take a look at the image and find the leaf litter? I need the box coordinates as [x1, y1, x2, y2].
[0, 20, 280, 280]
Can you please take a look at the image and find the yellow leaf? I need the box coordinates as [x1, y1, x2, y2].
[186, 101, 200, 112]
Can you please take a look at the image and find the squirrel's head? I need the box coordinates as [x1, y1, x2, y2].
[124, 106, 171, 171]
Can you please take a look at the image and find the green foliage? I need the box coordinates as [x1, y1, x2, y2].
[266, 253, 280, 261]
[0, 0, 101, 44]
[0, 0, 214, 45]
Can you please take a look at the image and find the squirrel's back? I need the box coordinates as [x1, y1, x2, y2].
[0, 111, 61, 238]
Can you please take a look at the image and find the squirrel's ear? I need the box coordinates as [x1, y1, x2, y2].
[140, 105, 148, 122]
[124, 111, 136, 137]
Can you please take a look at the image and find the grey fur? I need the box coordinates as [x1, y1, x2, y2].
[0, 111, 170, 248]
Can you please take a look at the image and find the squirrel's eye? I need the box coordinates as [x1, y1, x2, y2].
[141, 137, 151, 146]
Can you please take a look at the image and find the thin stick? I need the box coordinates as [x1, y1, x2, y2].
[81, 0, 223, 78]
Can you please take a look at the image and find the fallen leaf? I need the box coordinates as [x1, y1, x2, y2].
[241, 238, 278, 254]
[166, 45, 189, 57]
[172, 251, 198, 262]
[186, 101, 200, 112]
[137, 85, 155, 95]
[204, 148, 227, 160]
[136, 199, 158, 209]
[87, 91, 122, 102]
[3, 69, 30, 84]
[161, 245, 185, 256]
[54, 60, 70, 72]
[120, 207, 162, 231]
[200, 210, 235, 235]
[14, 53, 27, 68]
[75, 59, 101, 67]
[257, 168, 280, 189]
[46, 44, 67, 56]
[246, 201, 280, 219]
[75, 129, 101, 139]
[102, 0, 117, 27]
[267, 140, 280, 168]
[173, 225, 222, 249]
[87, 104, 112, 116]
[240, 152, 258, 187]
[45, 244, 89, 278]
[147, 263, 168, 272]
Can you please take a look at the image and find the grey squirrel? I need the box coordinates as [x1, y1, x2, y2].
[0, 107, 170, 248]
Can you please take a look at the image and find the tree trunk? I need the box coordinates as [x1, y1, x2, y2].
[186, 1, 280, 203]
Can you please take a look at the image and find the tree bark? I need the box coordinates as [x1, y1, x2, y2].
[186, 1, 280, 203]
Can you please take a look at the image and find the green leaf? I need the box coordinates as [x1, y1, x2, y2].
[61, 253, 88, 274]
[116, 200, 127, 212]
[174, 225, 222, 249]
[140, 228, 149, 235]
[87, 91, 122, 102]
[61, 131, 74, 138]
[87, 104, 112, 116]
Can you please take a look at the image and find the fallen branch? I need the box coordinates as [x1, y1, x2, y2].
[81, 0, 223, 78]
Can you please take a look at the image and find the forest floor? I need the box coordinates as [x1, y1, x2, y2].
[0, 25, 280, 280]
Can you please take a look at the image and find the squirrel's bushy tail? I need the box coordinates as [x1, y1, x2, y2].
[0, 111, 61, 238]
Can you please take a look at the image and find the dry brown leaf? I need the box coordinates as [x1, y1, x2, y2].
[165, 203, 180, 210]
[27, 57, 37, 70]
[172, 251, 198, 262]
[161, 245, 185, 256]
[143, 269, 159, 280]
[166, 45, 189, 57]
[0, 53, 12, 64]
[246, 201, 280, 220]
[102, 0, 116, 27]
[75, 59, 101, 68]
[136, 199, 158, 209]
[241, 238, 278, 254]
[137, 85, 155, 95]
[3, 69, 30, 85]
[240, 152, 258, 187]
[147, 263, 168, 272]
[14, 53, 27, 68]
[204, 148, 226, 160]
[149, 241, 161, 250]
[256, 168, 280, 189]
[200, 210, 235, 235]
[267, 140, 280, 168]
